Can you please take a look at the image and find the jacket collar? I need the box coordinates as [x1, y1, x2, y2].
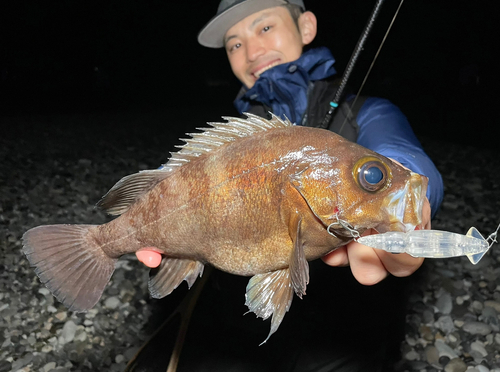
[234, 47, 337, 124]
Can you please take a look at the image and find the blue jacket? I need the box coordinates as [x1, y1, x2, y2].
[234, 47, 443, 215]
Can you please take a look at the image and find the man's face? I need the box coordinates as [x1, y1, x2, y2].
[224, 6, 305, 89]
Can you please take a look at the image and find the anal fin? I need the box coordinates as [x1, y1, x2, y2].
[148, 257, 204, 298]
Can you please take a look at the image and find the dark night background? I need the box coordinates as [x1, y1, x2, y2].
[0, 0, 497, 147]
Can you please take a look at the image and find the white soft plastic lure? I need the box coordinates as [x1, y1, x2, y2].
[357, 224, 499, 265]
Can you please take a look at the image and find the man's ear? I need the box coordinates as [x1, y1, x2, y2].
[298, 11, 317, 46]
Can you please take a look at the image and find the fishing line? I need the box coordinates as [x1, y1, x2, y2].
[321, 0, 405, 133]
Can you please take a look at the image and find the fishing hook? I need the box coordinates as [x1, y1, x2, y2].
[327, 215, 361, 239]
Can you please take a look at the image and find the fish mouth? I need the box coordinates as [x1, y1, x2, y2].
[374, 172, 428, 233]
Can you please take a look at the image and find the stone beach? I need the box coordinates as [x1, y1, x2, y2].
[1, 109, 499, 371]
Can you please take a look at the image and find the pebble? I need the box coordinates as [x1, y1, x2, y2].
[43, 362, 57, 372]
[61, 320, 77, 343]
[435, 340, 459, 359]
[405, 350, 420, 361]
[38, 287, 51, 296]
[55, 312, 67, 321]
[484, 301, 500, 312]
[436, 315, 456, 334]
[470, 341, 488, 357]
[469, 367, 490, 372]
[0, 361, 12, 372]
[115, 354, 125, 363]
[436, 291, 453, 315]
[104, 296, 121, 310]
[425, 345, 440, 365]
[10, 354, 34, 371]
[463, 321, 492, 336]
[476, 366, 491, 372]
[444, 357, 467, 372]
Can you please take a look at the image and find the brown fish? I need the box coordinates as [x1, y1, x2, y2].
[22, 113, 428, 342]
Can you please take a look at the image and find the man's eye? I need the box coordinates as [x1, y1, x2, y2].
[229, 43, 241, 52]
[262, 26, 271, 32]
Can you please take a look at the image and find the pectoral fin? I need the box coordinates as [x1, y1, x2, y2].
[245, 217, 310, 344]
[148, 257, 204, 298]
[289, 217, 309, 298]
[245, 269, 293, 345]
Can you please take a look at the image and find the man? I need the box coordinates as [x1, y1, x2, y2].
[198, 0, 443, 286]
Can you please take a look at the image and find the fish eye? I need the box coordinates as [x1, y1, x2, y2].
[354, 158, 390, 193]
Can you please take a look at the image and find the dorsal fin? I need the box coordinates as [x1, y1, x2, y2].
[159, 113, 292, 171]
[96, 170, 171, 215]
[98, 113, 292, 216]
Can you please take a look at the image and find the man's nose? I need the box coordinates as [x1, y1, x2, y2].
[245, 39, 265, 62]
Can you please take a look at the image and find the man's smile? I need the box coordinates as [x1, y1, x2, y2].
[251, 60, 281, 79]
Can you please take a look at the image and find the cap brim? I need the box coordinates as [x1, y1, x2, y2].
[198, 0, 287, 48]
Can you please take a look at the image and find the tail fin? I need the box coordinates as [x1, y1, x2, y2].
[22, 224, 117, 312]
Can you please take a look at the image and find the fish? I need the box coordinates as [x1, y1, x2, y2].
[22, 113, 428, 342]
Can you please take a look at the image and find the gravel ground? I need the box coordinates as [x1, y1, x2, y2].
[1, 108, 499, 372]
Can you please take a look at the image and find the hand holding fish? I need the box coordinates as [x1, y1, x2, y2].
[322, 160, 431, 285]
[322, 228, 425, 284]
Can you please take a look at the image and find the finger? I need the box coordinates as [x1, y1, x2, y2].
[374, 250, 424, 277]
[421, 197, 432, 230]
[347, 240, 388, 285]
[322, 246, 349, 267]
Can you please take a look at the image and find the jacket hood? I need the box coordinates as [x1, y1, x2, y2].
[234, 47, 337, 124]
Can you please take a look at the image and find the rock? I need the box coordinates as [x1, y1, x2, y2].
[439, 356, 451, 367]
[471, 341, 488, 357]
[405, 350, 420, 361]
[435, 340, 459, 359]
[420, 325, 435, 341]
[43, 362, 57, 372]
[436, 291, 453, 314]
[407, 360, 428, 370]
[425, 345, 440, 365]
[475, 366, 491, 372]
[55, 312, 67, 322]
[444, 357, 467, 372]
[463, 321, 492, 336]
[484, 301, 500, 312]
[436, 315, 456, 334]
[61, 320, 77, 343]
[104, 296, 121, 310]
[423, 309, 435, 324]
[38, 287, 51, 296]
[0, 361, 12, 372]
[469, 367, 490, 372]
[10, 354, 34, 371]
[472, 300, 484, 313]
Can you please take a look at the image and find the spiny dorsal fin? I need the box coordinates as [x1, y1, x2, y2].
[159, 113, 292, 171]
[98, 113, 291, 216]
[97, 170, 171, 215]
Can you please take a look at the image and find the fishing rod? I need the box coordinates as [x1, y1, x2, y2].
[320, 0, 405, 129]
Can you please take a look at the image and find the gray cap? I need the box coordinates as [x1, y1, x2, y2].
[198, 0, 305, 48]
